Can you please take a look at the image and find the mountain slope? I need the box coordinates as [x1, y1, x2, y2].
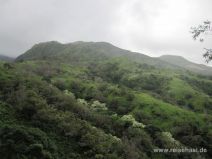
[0, 41, 211, 158]
[14, 41, 212, 114]
[159, 55, 212, 75]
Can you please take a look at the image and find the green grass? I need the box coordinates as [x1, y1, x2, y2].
[132, 92, 210, 130]
[165, 77, 212, 112]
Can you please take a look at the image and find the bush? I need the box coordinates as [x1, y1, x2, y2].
[0, 125, 56, 159]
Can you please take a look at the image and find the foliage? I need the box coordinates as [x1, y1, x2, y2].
[191, 20, 212, 62]
[0, 42, 211, 158]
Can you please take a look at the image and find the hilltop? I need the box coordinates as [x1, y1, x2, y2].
[159, 55, 212, 75]
[16, 41, 212, 75]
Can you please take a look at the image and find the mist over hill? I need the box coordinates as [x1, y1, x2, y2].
[0, 54, 14, 62]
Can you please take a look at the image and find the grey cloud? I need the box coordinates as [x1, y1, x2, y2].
[0, 0, 212, 65]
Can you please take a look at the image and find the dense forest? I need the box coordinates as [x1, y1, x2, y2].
[0, 41, 211, 159]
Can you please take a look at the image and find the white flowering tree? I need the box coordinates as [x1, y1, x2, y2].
[90, 100, 108, 111]
[120, 114, 145, 128]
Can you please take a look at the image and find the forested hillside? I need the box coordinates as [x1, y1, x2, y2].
[0, 41, 211, 159]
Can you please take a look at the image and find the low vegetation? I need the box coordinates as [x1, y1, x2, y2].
[0, 41, 211, 158]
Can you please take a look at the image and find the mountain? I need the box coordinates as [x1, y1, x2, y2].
[0, 41, 211, 159]
[16, 41, 212, 75]
[0, 54, 14, 62]
[159, 55, 212, 75]
[15, 41, 212, 114]
[16, 41, 130, 61]
[16, 41, 180, 68]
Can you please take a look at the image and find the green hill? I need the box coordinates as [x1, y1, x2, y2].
[16, 41, 180, 69]
[0, 41, 211, 159]
[16, 41, 129, 61]
[159, 55, 212, 75]
[17, 41, 212, 75]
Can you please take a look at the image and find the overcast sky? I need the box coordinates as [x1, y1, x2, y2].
[0, 0, 212, 65]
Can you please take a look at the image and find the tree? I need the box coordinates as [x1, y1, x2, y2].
[191, 20, 212, 62]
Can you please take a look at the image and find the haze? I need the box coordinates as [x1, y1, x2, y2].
[0, 0, 212, 65]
